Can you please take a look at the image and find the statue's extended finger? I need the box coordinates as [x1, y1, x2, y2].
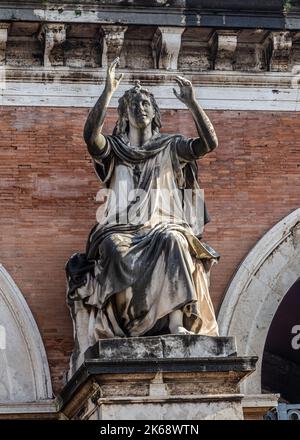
[174, 76, 184, 86]
[109, 57, 120, 71]
[177, 75, 191, 85]
[184, 79, 192, 86]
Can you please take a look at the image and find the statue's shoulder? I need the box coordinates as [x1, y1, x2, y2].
[153, 133, 177, 144]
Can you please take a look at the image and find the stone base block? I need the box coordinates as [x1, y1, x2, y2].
[59, 335, 257, 420]
[86, 334, 237, 359]
[95, 395, 244, 420]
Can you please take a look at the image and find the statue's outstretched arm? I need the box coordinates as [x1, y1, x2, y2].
[173, 76, 218, 156]
[84, 57, 123, 157]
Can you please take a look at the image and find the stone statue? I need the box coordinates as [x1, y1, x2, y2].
[66, 58, 220, 368]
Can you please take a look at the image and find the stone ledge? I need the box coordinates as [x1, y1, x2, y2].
[0, 399, 58, 414]
[3, 68, 299, 87]
[85, 335, 237, 360]
[0, 399, 59, 420]
[96, 394, 244, 404]
[83, 356, 257, 375]
[0, 1, 289, 29]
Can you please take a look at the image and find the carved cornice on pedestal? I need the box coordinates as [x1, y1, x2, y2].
[38, 23, 67, 67]
[209, 30, 238, 71]
[100, 25, 127, 68]
[152, 26, 184, 70]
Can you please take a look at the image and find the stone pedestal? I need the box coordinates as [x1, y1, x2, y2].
[59, 335, 257, 420]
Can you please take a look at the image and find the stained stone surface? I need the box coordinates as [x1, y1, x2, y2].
[60, 335, 257, 420]
[85, 335, 237, 360]
[77, 336, 255, 384]
[98, 399, 244, 420]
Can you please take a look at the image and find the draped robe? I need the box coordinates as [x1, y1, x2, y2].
[67, 133, 219, 349]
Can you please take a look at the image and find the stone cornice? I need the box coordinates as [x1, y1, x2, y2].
[0, 1, 287, 10]
[1, 22, 299, 74]
[58, 355, 258, 412]
[2, 80, 299, 111]
[0, 1, 296, 30]
[0, 7, 299, 110]
[2, 67, 299, 88]
[0, 399, 58, 416]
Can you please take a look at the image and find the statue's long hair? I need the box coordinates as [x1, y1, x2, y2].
[113, 83, 161, 136]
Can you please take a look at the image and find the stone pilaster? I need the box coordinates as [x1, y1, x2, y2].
[38, 23, 67, 67]
[100, 25, 127, 68]
[0, 23, 9, 64]
[209, 30, 238, 70]
[152, 26, 184, 70]
[268, 31, 293, 71]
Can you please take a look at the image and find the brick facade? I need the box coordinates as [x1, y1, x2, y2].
[0, 106, 299, 393]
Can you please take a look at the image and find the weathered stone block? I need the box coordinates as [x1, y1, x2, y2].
[60, 335, 257, 420]
[86, 334, 237, 360]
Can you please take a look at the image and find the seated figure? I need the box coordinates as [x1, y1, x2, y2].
[66, 58, 220, 366]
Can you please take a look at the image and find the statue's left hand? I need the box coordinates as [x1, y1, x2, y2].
[173, 75, 196, 106]
[105, 57, 124, 95]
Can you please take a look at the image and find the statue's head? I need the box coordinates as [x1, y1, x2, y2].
[113, 81, 161, 136]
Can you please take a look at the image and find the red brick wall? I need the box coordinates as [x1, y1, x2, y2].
[0, 106, 299, 394]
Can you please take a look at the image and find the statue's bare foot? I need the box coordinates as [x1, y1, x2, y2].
[173, 326, 195, 335]
[169, 310, 195, 335]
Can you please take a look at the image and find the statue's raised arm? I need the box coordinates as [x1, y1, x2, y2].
[173, 75, 218, 156]
[83, 57, 123, 156]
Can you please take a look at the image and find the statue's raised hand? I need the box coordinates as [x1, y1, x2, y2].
[105, 57, 123, 95]
[173, 75, 196, 107]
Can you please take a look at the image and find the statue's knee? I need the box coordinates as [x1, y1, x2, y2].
[163, 230, 187, 249]
[100, 235, 118, 256]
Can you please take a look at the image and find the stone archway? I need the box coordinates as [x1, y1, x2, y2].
[0, 264, 52, 402]
[218, 208, 300, 394]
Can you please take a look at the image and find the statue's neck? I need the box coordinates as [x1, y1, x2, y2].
[128, 125, 153, 147]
